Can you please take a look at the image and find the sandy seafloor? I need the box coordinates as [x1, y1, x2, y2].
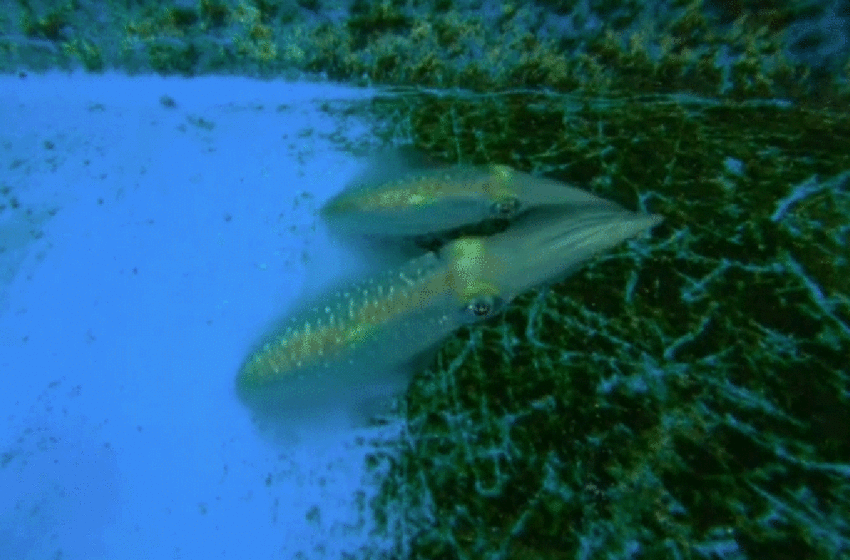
[0, 72, 405, 559]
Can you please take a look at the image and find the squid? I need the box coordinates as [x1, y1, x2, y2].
[320, 163, 621, 236]
[236, 204, 662, 426]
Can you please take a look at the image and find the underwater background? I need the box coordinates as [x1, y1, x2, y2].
[1, 1, 848, 559]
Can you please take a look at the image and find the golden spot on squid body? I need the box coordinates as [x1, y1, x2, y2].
[443, 237, 502, 302]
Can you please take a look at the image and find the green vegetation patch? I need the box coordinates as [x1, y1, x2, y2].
[2, 1, 846, 104]
[362, 89, 850, 559]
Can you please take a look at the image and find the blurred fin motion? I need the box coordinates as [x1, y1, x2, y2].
[320, 151, 618, 236]
[237, 202, 662, 432]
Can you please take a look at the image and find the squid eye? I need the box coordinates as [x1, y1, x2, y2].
[491, 197, 521, 219]
[464, 295, 504, 319]
[469, 299, 491, 317]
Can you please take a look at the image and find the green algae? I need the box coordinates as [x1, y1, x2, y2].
[1, 1, 847, 105]
[359, 90, 850, 559]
